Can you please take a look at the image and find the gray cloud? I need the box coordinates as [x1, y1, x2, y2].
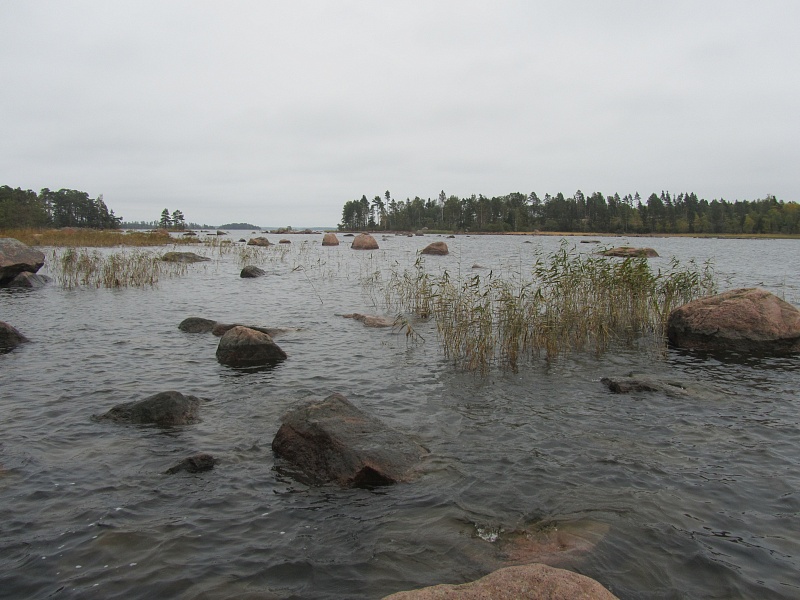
[2, 1, 799, 226]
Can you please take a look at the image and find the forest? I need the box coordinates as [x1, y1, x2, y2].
[339, 190, 800, 235]
[0, 186, 122, 229]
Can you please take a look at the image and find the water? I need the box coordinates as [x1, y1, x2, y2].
[1, 233, 798, 599]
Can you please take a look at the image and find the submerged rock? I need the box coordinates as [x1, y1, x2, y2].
[421, 241, 449, 256]
[342, 313, 395, 328]
[600, 374, 726, 401]
[94, 391, 202, 427]
[165, 453, 218, 474]
[351, 233, 379, 250]
[240, 265, 266, 278]
[0, 238, 46, 286]
[178, 317, 217, 333]
[0, 321, 29, 353]
[247, 236, 272, 247]
[6, 272, 50, 288]
[382, 563, 618, 600]
[211, 323, 289, 337]
[597, 246, 658, 258]
[322, 232, 340, 246]
[160, 251, 210, 263]
[216, 326, 287, 367]
[272, 393, 428, 487]
[667, 287, 800, 355]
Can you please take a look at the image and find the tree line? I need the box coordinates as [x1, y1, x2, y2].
[0, 185, 122, 229]
[339, 190, 800, 235]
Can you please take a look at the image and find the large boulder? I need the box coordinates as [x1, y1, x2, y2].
[0, 321, 29, 354]
[421, 241, 449, 256]
[667, 287, 800, 354]
[0, 238, 46, 286]
[597, 246, 658, 258]
[240, 265, 266, 278]
[216, 326, 287, 367]
[94, 391, 202, 427]
[178, 317, 217, 333]
[161, 251, 210, 263]
[322, 232, 340, 246]
[247, 236, 272, 247]
[382, 564, 618, 599]
[351, 233, 379, 250]
[272, 393, 428, 487]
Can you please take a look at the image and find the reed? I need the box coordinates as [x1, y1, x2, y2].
[1, 228, 175, 247]
[381, 241, 716, 372]
[48, 248, 188, 289]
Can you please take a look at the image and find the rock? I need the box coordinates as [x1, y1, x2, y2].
[161, 251, 210, 263]
[0, 321, 29, 353]
[447, 235, 456, 238]
[421, 241, 449, 256]
[0, 238, 46, 286]
[272, 393, 428, 487]
[496, 520, 611, 568]
[472, 264, 486, 269]
[581, 240, 600, 244]
[240, 265, 266, 278]
[247, 237, 272, 247]
[667, 287, 800, 354]
[597, 246, 658, 258]
[343, 233, 355, 237]
[216, 230, 227, 236]
[182, 231, 198, 236]
[211, 323, 288, 337]
[322, 232, 340, 246]
[216, 326, 287, 367]
[382, 563, 618, 599]
[342, 313, 394, 328]
[165, 453, 218, 474]
[601, 374, 726, 401]
[351, 233, 379, 250]
[94, 391, 202, 427]
[178, 317, 217, 333]
[238, 238, 246, 243]
[279, 239, 291, 244]
[7, 271, 50, 288]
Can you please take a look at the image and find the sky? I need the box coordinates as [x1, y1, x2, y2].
[2, 1, 799, 227]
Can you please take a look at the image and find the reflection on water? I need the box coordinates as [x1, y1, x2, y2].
[1, 234, 798, 599]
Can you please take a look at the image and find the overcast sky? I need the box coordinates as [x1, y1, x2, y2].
[2, 1, 799, 226]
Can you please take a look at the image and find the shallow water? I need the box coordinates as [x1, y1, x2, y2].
[1, 233, 798, 599]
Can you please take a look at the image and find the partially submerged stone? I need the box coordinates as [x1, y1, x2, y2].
[240, 265, 266, 278]
[342, 313, 395, 328]
[667, 287, 800, 355]
[161, 251, 210, 263]
[247, 236, 272, 247]
[601, 374, 725, 401]
[421, 241, 449, 256]
[94, 391, 202, 427]
[0, 238, 46, 286]
[7, 272, 50, 288]
[351, 233, 379, 250]
[382, 563, 618, 600]
[216, 326, 287, 367]
[272, 393, 428, 487]
[597, 246, 658, 258]
[165, 453, 218, 474]
[0, 321, 29, 353]
[322, 232, 340, 246]
[211, 323, 288, 337]
[178, 317, 217, 333]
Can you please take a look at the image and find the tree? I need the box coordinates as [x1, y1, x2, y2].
[159, 209, 172, 229]
[171, 210, 186, 230]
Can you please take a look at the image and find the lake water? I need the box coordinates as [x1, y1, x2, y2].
[1, 233, 798, 599]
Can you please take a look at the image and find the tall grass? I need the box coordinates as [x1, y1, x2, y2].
[1, 228, 176, 247]
[381, 241, 716, 373]
[49, 248, 188, 289]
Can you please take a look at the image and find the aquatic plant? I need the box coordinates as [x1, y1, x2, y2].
[381, 241, 717, 372]
[49, 248, 188, 289]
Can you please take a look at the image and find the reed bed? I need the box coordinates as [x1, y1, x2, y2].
[1, 228, 176, 247]
[381, 242, 717, 373]
[49, 248, 189, 289]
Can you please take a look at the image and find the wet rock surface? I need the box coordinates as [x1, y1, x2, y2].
[94, 391, 202, 427]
